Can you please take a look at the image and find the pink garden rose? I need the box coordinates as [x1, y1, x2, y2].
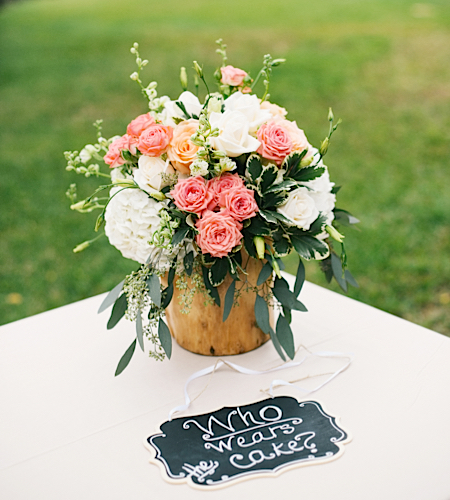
[220, 65, 248, 87]
[218, 186, 259, 221]
[277, 119, 311, 156]
[137, 123, 173, 157]
[257, 120, 293, 165]
[196, 210, 243, 258]
[170, 176, 212, 215]
[126, 113, 156, 137]
[104, 134, 138, 168]
[206, 173, 245, 211]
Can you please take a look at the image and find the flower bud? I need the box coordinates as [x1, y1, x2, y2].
[180, 67, 188, 91]
[319, 137, 329, 156]
[253, 236, 265, 259]
[326, 225, 345, 243]
[193, 61, 203, 78]
[70, 200, 87, 211]
[300, 154, 314, 167]
[271, 258, 281, 279]
[150, 191, 166, 201]
[130, 72, 139, 81]
[73, 241, 90, 253]
[328, 107, 334, 122]
[271, 58, 286, 67]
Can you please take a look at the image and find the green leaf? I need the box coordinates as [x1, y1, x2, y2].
[98, 279, 124, 314]
[334, 209, 360, 226]
[246, 154, 263, 183]
[260, 164, 278, 192]
[136, 309, 144, 351]
[168, 266, 176, 286]
[254, 295, 271, 334]
[345, 269, 359, 288]
[243, 232, 257, 258]
[331, 253, 347, 292]
[294, 259, 305, 297]
[276, 314, 295, 360]
[259, 209, 278, 224]
[306, 214, 328, 236]
[175, 100, 190, 119]
[261, 191, 289, 209]
[257, 261, 273, 286]
[273, 277, 307, 311]
[184, 251, 194, 277]
[161, 282, 174, 309]
[273, 236, 290, 257]
[264, 179, 298, 194]
[107, 293, 127, 330]
[282, 306, 292, 324]
[202, 266, 220, 306]
[246, 216, 272, 236]
[158, 318, 172, 359]
[282, 150, 306, 175]
[223, 280, 236, 322]
[172, 226, 190, 247]
[291, 165, 325, 182]
[114, 339, 136, 376]
[209, 258, 229, 287]
[146, 274, 161, 307]
[269, 326, 286, 361]
[291, 235, 329, 260]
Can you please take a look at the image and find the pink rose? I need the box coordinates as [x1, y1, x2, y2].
[126, 113, 155, 137]
[257, 121, 293, 165]
[218, 186, 259, 221]
[104, 134, 138, 168]
[206, 173, 245, 211]
[170, 176, 213, 215]
[220, 65, 248, 87]
[196, 210, 243, 258]
[137, 124, 173, 157]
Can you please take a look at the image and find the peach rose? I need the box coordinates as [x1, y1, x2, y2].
[257, 120, 293, 165]
[167, 119, 200, 175]
[196, 210, 243, 258]
[260, 100, 288, 120]
[277, 119, 311, 155]
[220, 65, 248, 87]
[104, 134, 138, 168]
[206, 173, 245, 211]
[218, 186, 259, 221]
[170, 176, 212, 215]
[137, 124, 173, 157]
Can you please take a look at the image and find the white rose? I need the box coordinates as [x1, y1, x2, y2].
[224, 92, 272, 133]
[164, 91, 203, 123]
[105, 187, 168, 265]
[134, 156, 175, 194]
[303, 167, 336, 225]
[277, 187, 319, 230]
[209, 110, 261, 157]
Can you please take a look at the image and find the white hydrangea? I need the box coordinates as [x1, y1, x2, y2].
[104, 187, 168, 266]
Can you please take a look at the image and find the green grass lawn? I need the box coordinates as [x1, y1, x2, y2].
[1, 0, 449, 335]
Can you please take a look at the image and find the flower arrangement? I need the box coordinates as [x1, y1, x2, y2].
[65, 40, 359, 375]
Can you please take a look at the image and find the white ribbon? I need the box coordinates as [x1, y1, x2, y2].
[168, 346, 353, 420]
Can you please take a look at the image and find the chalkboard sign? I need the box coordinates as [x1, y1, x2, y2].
[146, 396, 350, 489]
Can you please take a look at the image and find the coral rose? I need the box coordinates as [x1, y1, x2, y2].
[220, 65, 248, 87]
[257, 120, 293, 165]
[196, 210, 243, 258]
[218, 186, 259, 221]
[126, 113, 155, 137]
[137, 124, 173, 157]
[104, 134, 138, 168]
[167, 119, 200, 175]
[206, 173, 245, 211]
[277, 119, 311, 156]
[170, 176, 212, 215]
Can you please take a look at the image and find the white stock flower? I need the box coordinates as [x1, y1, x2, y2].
[79, 144, 97, 163]
[277, 187, 319, 230]
[105, 187, 168, 265]
[224, 92, 272, 133]
[134, 155, 175, 194]
[209, 109, 260, 157]
[189, 159, 209, 177]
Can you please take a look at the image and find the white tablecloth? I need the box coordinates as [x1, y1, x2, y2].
[1, 277, 450, 499]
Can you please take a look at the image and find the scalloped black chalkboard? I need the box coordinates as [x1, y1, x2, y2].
[146, 396, 350, 489]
